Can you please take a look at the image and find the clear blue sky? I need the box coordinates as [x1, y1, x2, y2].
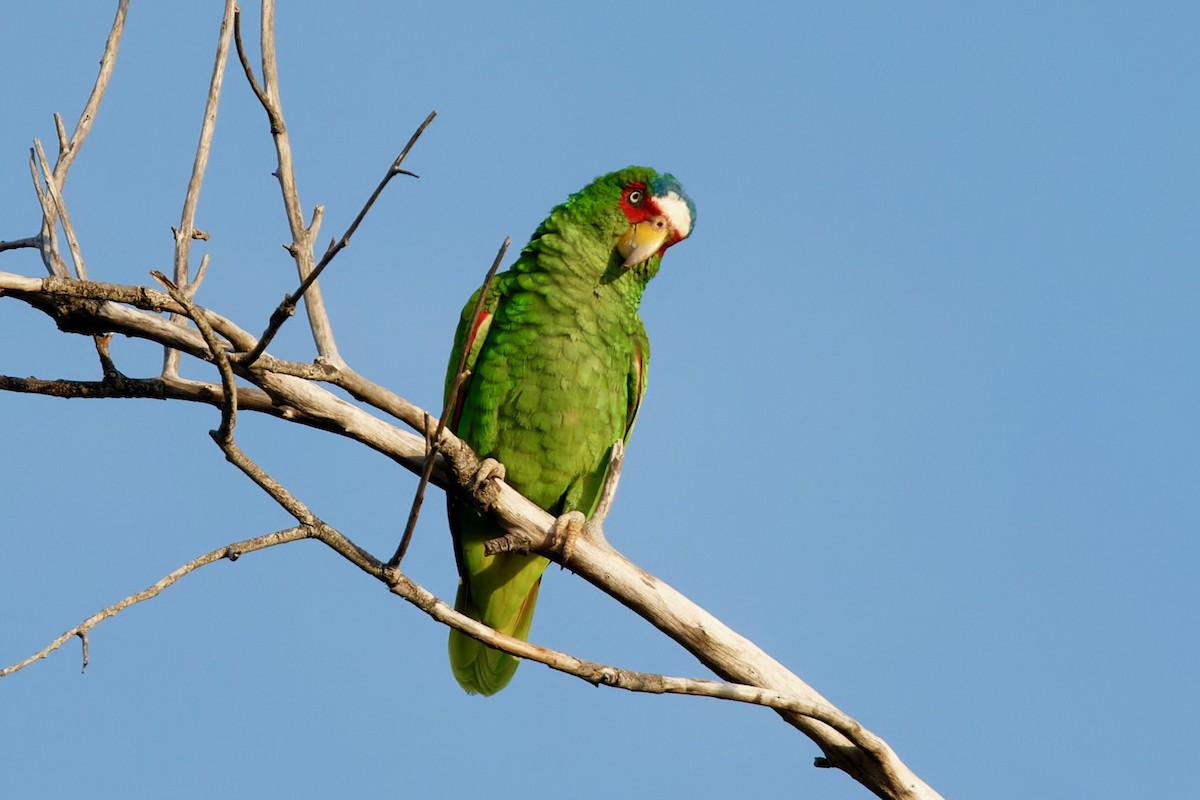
[2, 3, 1197, 798]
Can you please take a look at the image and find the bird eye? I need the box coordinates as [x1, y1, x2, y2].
[627, 189, 644, 206]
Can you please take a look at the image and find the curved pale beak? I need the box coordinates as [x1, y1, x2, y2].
[616, 215, 672, 268]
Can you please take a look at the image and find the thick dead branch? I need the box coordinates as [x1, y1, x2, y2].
[0, 268, 940, 799]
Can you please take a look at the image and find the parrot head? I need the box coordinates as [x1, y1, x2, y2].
[613, 170, 695, 268]
[529, 167, 695, 281]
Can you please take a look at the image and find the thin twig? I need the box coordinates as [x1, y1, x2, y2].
[150, 273, 321, 527]
[150, 273, 327, 575]
[92, 334, 118, 378]
[591, 439, 625, 529]
[24, 0, 127, 279]
[51, 0, 130, 187]
[165, 0, 238, 378]
[173, 0, 237, 279]
[0, 237, 40, 253]
[293, 110, 434, 307]
[239, 111, 437, 367]
[53, 113, 68, 157]
[388, 235, 508, 567]
[240, 0, 342, 364]
[186, 253, 211, 300]
[0, 527, 307, 678]
[0, 506, 867, 761]
[152, 271, 237, 440]
[232, 9, 269, 109]
[33, 139, 86, 280]
[28, 149, 68, 278]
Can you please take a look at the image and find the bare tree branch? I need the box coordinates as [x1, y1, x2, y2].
[0, 237, 40, 253]
[27, 148, 68, 278]
[0, 527, 308, 678]
[0, 503, 872, 769]
[32, 139, 86, 280]
[0, 267, 940, 799]
[0, 372, 280, 417]
[389, 234, 508, 568]
[20, 0, 130, 280]
[233, 2, 341, 365]
[51, 0, 129, 187]
[239, 110, 437, 367]
[165, 0, 238, 378]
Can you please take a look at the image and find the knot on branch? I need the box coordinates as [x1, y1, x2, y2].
[439, 436, 480, 491]
[49, 298, 111, 336]
[381, 562, 402, 589]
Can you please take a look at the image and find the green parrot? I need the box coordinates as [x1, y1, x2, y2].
[444, 166, 695, 695]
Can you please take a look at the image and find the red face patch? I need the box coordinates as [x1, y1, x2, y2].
[618, 182, 659, 224]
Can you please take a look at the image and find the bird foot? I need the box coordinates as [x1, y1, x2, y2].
[469, 457, 507, 510]
[470, 457, 506, 491]
[550, 510, 588, 567]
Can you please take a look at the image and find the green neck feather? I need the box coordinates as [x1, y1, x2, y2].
[518, 170, 663, 310]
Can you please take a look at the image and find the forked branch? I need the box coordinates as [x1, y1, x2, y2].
[165, 0, 238, 377]
[239, 110, 436, 366]
[233, 2, 339, 364]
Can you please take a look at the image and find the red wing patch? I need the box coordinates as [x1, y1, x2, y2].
[452, 310, 492, 429]
[625, 343, 644, 441]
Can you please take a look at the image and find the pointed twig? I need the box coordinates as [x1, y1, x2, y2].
[28, 149, 68, 278]
[33, 139, 86, 279]
[21, 0, 128, 279]
[51, 0, 129, 188]
[185, 253, 211, 300]
[591, 440, 625, 529]
[53, 113, 69, 157]
[233, 0, 342, 365]
[387, 236, 508, 568]
[151, 271, 237, 442]
[165, 0, 238, 378]
[239, 110, 436, 367]
[0, 237, 40, 253]
[232, 8, 269, 109]
[0, 527, 308, 678]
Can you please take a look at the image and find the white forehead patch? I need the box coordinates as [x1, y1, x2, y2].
[654, 191, 693, 240]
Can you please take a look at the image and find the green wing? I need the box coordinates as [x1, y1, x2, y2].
[445, 278, 550, 695]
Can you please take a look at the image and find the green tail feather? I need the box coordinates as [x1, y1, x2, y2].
[448, 576, 542, 695]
